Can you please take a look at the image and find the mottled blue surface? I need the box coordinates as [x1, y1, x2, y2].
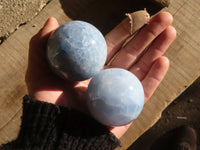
[86, 68, 144, 126]
[47, 21, 107, 81]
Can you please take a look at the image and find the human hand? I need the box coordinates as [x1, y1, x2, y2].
[25, 12, 176, 139]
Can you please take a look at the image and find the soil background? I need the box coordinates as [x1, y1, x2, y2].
[128, 77, 200, 150]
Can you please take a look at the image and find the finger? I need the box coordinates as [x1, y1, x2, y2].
[27, 17, 60, 79]
[30, 17, 59, 47]
[105, 18, 131, 64]
[110, 122, 132, 139]
[29, 17, 59, 63]
[109, 12, 173, 69]
[130, 26, 176, 81]
[38, 17, 59, 37]
[141, 56, 169, 103]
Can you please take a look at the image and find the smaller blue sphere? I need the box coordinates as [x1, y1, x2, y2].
[47, 21, 107, 81]
[86, 68, 144, 126]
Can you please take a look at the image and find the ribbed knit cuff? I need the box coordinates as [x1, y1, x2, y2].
[1, 95, 120, 150]
[16, 95, 62, 149]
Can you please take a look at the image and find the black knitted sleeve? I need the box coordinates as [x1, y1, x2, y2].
[0, 95, 121, 150]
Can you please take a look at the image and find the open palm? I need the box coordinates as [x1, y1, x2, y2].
[25, 12, 176, 139]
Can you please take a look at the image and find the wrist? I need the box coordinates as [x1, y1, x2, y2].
[29, 90, 63, 104]
[19, 96, 121, 149]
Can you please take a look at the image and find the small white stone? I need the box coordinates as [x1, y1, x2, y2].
[0, 5, 3, 9]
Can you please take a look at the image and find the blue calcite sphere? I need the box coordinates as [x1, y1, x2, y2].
[86, 68, 144, 126]
[47, 21, 107, 81]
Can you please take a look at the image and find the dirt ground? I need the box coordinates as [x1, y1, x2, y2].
[128, 77, 200, 150]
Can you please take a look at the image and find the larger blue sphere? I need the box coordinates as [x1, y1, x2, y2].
[86, 68, 144, 126]
[47, 21, 107, 81]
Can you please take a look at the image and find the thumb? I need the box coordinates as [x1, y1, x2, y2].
[37, 17, 60, 40]
[29, 17, 60, 54]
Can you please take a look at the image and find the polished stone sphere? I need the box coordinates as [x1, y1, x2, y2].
[47, 21, 107, 81]
[86, 68, 144, 126]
